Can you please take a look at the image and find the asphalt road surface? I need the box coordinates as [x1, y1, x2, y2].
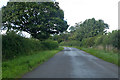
[22, 47, 118, 78]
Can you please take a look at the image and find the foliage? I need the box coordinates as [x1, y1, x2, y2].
[94, 30, 119, 49]
[2, 31, 58, 60]
[52, 34, 63, 43]
[106, 30, 118, 48]
[60, 40, 81, 46]
[81, 37, 96, 47]
[41, 40, 58, 50]
[52, 33, 70, 43]
[118, 30, 120, 49]
[2, 47, 64, 78]
[54, 18, 119, 51]
[94, 35, 105, 46]
[2, 2, 69, 40]
[69, 26, 76, 32]
[58, 30, 119, 50]
[73, 18, 109, 41]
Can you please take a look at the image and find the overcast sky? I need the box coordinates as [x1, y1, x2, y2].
[0, 0, 119, 32]
[56, 0, 119, 32]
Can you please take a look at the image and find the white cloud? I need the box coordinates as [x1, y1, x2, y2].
[0, 0, 9, 8]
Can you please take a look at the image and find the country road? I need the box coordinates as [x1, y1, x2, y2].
[22, 47, 118, 78]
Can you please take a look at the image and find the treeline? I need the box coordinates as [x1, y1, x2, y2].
[53, 18, 119, 52]
[2, 31, 58, 60]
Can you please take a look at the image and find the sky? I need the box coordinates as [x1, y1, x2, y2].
[0, 0, 119, 32]
[56, 0, 119, 32]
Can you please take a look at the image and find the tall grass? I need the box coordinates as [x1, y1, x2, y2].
[2, 47, 64, 78]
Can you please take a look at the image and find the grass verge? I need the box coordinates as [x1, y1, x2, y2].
[75, 47, 119, 66]
[2, 47, 64, 78]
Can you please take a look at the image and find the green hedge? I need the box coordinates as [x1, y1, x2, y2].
[41, 40, 58, 50]
[60, 40, 81, 46]
[2, 31, 58, 60]
[60, 30, 119, 51]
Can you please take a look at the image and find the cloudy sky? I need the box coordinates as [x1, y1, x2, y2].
[0, 0, 119, 32]
[56, 0, 119, 32]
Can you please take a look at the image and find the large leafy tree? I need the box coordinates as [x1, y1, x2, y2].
[73, 18, 109, 41]
[2, 2, 69, 40]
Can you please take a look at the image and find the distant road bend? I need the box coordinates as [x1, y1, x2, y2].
[22, 47, 118, 78]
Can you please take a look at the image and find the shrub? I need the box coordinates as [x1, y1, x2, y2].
[95, 30, 119, 49]
[81, 37, 96, 47]
[41, 40, 58, 50]
[93, 30, 119, 51]
[60, 40, 81, 46]
[94, 35, 105, 46]
[2, 31, 59, 60]
[109, 30, 118, 49]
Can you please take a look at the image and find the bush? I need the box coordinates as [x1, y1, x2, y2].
[80, 30, 119, 50]
[2, 31, 59, 60]
[2, 31, 28, 59]
[60, 40, 81, 46]
[41, 40, 58, 50]
[94, 35, 105, 46]
[90, 30, 119, 52]
[94, 30, 119, 49]
[81, 37, 96, 47]
[109, 30, 118, 49]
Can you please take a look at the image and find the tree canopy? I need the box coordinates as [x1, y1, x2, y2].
[72, 18, 109, 41]
[2, 2, 69, 40]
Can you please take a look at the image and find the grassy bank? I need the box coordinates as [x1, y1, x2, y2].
[75, 47, 119, 66]
[2, 47, 64, 78]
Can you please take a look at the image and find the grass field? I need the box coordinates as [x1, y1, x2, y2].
[75, 47, 119, 66]
[2, 47, 64, 78]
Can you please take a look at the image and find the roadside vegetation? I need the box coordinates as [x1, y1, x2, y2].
[2, 31, 64, 78]
[1, 1, 67, 79]
[2, 31, 59, 60]
[53, 18, 119, 66]
[2, 47, 63, 78]
[1, 1, 119, 79]
[75, 47, 119, 66]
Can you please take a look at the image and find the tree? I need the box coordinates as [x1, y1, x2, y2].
[2, 2, 69, 40]
[73, 18, 109, 41]
[69, 26, 76, 32]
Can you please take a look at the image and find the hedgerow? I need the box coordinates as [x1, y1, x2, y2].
[2, 31, 58, 60]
